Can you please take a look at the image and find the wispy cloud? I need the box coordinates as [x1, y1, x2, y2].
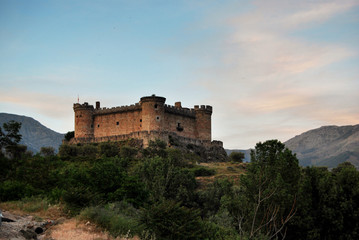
[193, 0, 359, 148]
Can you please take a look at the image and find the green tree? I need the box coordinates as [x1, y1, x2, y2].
[0, 120, 22, 152]
[226, 140, 300, 239]
[40, 146, 55, 157]
[64, 131, 74, 141]
[229, 151, 245, 163]
[288, 164, 359, 240]
[140, 200, 204, 240]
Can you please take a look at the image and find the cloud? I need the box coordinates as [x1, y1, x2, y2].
[192, 0, 359, 148]
[0, 88, 73, 118]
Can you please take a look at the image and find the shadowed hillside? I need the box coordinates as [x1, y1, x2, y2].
[0, 113, 64, 153]
[285, 125, 359, 168]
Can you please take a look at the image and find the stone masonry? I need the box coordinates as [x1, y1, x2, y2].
[71, 95, 222, 148]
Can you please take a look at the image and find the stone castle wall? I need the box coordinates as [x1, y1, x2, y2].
[73, 95, 215, 147]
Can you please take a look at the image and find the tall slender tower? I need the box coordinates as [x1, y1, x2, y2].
[73, 102, 94, 138]
[194, 105, 212, 141]
[140, 95, 166, 132]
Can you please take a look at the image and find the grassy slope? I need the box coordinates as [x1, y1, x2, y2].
[196, 162, 247, 188]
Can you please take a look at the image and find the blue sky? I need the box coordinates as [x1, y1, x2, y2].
[1, 0, 358, 149]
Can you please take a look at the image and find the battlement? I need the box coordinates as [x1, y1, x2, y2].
[194, 105, 213, 113]
[73, 102, 94, 110]
[164, 105, 196, 118]
[94, 103, 141, 115]
[140, 95, 166, 103]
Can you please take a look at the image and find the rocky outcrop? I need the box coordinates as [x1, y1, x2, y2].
[0, 210, 63, 240]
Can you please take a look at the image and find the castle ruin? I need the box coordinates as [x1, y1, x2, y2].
[71, 95, 222, 148]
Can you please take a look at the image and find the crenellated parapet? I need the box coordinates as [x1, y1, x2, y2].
[73, 102, 94, 111]
[194, 105, 213, 114]
[94, 103, 141, 115]
[164, 105, 196, 118]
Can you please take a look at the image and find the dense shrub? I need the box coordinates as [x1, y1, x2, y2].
[80, 202, 143, 238]
[0, 180, 36, 201]
[192, 166, 216, 176]
[229, 151, 244, 163]
[140, 200, 204, 240]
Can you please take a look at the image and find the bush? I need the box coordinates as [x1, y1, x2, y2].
[64, 131, 74, 141]
[140, 200, 204, 240]
[99, 142, 119, 157]
[80, 203, 143, 238]
[192, 167, 216, 177]
[40, 147, 55, 157]
[229, 152, 244, 163]
[62, 187, 99, 216]
[0, 180, 36, 201]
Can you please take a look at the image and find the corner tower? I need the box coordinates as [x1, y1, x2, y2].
[73, 102, 94, 138]
[194, 105, 212, 141]
[140, 95, 166, 132]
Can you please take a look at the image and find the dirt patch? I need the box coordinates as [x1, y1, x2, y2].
[46, 218, 115, 240]
[0, 210, 139, 240]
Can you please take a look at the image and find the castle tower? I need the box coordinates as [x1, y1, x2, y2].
[73, 102, 94, 138]
[140, 95, 166, 132]
[194, 105, 212, 141]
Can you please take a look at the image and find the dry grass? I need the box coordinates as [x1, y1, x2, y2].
[47, 218, 115, 240]
[0, 199, 64, 219]
[47, 218, 141, 240]
[196, 162, 247, 188]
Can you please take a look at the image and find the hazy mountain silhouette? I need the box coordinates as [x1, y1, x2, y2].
[284, 125, 359, 169]
[0, 113, 64, 153]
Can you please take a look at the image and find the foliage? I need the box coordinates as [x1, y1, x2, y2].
[140, 200, 204, 240]
[0, 180, 36, 201]
[225, 140, 300, 239]
[191, 166, 216, 177]
[64, 131, 74, 141]
[0, 120, 22, 150]
[80, 202, 143, 238]
[229, 151, 245, 163]
[40, 146, 55, 157]
[287, 163, 359, 240]
[1, 137, 359, 239]
[198, 179, 233, 218]
[135, 150, 197, 205]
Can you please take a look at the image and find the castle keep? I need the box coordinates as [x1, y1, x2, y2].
[72, 95, 221, 147]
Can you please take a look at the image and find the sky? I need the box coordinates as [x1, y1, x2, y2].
[0, 0, 358, 149]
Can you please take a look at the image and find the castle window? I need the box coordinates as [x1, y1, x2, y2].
[154, 104, 158, 109]
[177, 123, 183, 132]
[91, 124, 93, 128]
[140, 119, 142, 122]
[116, 121, 119, 125]
[98, 124, 100, 128]
[156, 116, 160, 121]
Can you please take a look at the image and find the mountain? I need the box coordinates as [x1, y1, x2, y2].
[0, 113, 65, 153]
[284, 125, 359, 169]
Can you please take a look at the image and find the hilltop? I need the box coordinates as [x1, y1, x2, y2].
[284, 124, 359, 168]
[0, 113, 64, 153]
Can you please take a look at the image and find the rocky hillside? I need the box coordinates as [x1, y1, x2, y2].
[0, 113, 64, 153]
[285, 125, 359, 168]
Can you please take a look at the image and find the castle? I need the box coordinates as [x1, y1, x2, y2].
[71, 95, 222, 148]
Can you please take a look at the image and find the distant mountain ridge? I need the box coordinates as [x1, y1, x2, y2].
[0, 113, 64, 153]
[284, 125, 359, 168]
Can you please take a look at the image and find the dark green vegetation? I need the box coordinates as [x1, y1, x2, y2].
[1, 121, 359, 239]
